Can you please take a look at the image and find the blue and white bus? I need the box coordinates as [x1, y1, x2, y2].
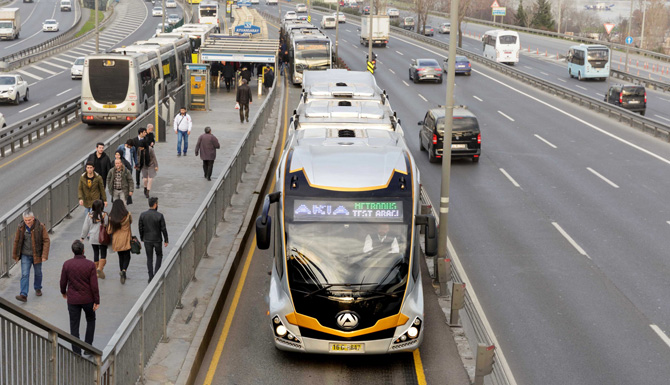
[567, 44, 610, 81]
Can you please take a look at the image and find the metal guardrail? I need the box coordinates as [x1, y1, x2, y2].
[0, 78, 278, 384]
[610, 69, 670, 93]
[0, 2, 116, 71]
[0, 97, 81, 159]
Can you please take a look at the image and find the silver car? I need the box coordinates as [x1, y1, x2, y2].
[71, 57, 85, 79]
[438, 22, 450, 34]
[409, 58, 443, 83]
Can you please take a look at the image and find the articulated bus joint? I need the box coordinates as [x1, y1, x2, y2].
[256, 192, 281, 250]
[415, 214, 437, 256]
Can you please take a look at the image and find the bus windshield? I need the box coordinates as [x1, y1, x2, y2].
[587, 48, 609, 68]
[200, 8, 216, 17]
[286, 221, 410, 293]
[88, 59, 130, 104]
[294, 42, 330, 71]
[499, 35, 517, 45]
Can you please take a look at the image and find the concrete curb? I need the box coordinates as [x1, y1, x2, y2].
[174, 80, 285, 385]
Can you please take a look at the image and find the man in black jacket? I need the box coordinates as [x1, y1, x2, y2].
[138, 197, 168, 283]
[133, 127, 148, 188]
[87, 143, 112, 188]
[222, 62, 235, 92]
[236, 78, 252, 123]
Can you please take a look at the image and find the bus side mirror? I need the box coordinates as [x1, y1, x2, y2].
[256, 192, 281, 250]
[415, 215, 437, 256]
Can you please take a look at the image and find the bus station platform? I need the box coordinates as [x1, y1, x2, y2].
[0, 75, 274, 357]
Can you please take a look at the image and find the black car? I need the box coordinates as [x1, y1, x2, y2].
[604, 85, 646, 116]
[418, 106, 481, 163]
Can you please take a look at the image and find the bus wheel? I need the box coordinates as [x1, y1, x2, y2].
[419, 134, 425, 151]
[578, 72, 583, 81]
[569, 69, 573, 78]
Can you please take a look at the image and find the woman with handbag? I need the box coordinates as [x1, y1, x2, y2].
[80, 199, 109, 279]
[107, 199, 133, 284]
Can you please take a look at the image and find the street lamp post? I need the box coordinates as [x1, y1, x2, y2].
[95, 0, 99, 54]
[367, 0, 373, 69]
[640, 0, 646, 50]
[624, 0, 633, 72]
[335, 1, 340, 63]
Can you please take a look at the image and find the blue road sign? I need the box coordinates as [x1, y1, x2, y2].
[625, 36, 633, 45]
[234, 22, 261, 34]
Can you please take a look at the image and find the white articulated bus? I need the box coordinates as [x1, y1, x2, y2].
[198, 0, 219, 30]
[256, 70, 437, 354]
[482, 29, 520, 65]
[80, 36, 191, 124]
[287, 29, 332, 85]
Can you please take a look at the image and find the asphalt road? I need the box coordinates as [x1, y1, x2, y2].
[0, 0, 185, 214]
[0, 0, 78, 57]
[249, 3, 670, 384]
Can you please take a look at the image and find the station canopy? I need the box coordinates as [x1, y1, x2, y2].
[199, 35, 279, 64]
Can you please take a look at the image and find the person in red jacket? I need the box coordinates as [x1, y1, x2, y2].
[60, 240, 100, 356]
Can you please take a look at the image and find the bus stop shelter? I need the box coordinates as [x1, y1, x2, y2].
[199, 35, 279, 66]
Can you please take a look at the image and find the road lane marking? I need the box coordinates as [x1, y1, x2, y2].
[576, 85, 588, 91]
[499, 168, 520, 188]
[557, 78, 567, 82]
[342, 39, 347, 43]
[403, 80, 410, 87]
[396, 50, 404, 55]
[418, 94, 428, 102]
[15, 69, 42, 81]
[596, 93, 605, 98]
[0, 122, 81, 169]
[587, 167, 619, 188]
[51, 57, 74, 65]
[540, 71, 549, 76]
[42, 61, 68, 70]
[19, 104, 39, 113]
[389, 68, 395, 74]
[203, 81, 290, 385]
[57, 89, 72, 96]
[473, 95, 483, 102]
[650, 325, 670, 349]
[660, 98, 670, 102]
[413, 350, 428, 385]
[523, 65, 533, 69]
[534, 134, 557, 148]
[655, 115, 670, 123]
[552, 222, 590, 258]
[498, 110, 515, 121]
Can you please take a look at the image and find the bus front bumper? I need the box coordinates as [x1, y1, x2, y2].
[81, 113, 137, 124]
[275, 334, 422, 354]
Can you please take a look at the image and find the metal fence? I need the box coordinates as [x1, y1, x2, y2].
[0, 79, 278, 384]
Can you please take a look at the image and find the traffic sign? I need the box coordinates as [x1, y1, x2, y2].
[603, 22, 615, 34]
[490, 0, 500, 7]
[367, 61, 374, 74]
[492, 6, 506, 16]
[234, 22, 261, 34]
[308, 15, 311, 22]
[625, 36, 633, 45]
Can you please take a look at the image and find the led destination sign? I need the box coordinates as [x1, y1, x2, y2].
[292, 200, 404, 222]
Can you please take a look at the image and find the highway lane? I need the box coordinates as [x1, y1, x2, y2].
[263, 4, 670, 384]
[0, 0, 180, 214]
[0, 0, 78, 57]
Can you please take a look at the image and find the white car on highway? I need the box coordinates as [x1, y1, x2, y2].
[333, 12, 346, 23]
[265, 0, 277, 4]
[152, 6, 163, 17]
[284, 11, 297, 21]
[0, 74, 29, 105]
[0, 112, 5, 128]
[320, 15, 336, 29]
[165, 0, 176, 7]
[167, 14, 180, 25]
[42, 19, 60, 32]
[387, 8, 399, 17]
[70, 57, 85, 79]
[295, 3, 307, 13]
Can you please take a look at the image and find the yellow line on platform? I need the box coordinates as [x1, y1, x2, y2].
[413, 349, 428, 385]
[0, 123, 81, 170]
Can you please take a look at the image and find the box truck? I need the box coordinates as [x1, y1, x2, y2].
[0, 8, 20, 40]
[360, 15, 390, 47]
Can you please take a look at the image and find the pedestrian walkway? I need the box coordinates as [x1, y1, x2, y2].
[0, 75, 270, 352]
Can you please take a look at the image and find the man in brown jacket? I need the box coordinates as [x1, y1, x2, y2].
[194, 126, 221, 181]
[78, 161, 107, 213]
[13, 211, 50, 302]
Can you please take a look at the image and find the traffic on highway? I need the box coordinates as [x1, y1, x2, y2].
[2, 0, 670, 384]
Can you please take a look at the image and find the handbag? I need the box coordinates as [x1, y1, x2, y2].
[234, 102, 240, 110]
[126, 194, 133, 205]
[98, 215, 110, 245]
[130, 236, 142, 254]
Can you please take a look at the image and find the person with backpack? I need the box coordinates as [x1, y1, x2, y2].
[80, 200, 109, 279]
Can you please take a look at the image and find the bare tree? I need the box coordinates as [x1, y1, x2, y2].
[640, 0, 669, 50]
[415, 0, 431, 34]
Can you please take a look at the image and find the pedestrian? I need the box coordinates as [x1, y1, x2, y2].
[107, 200, 132, 284]
[141, 143, 159, 198]
[236, 78, 252, 123]
[106, 158, 134, 203]
[240, 66, 252, 83]
[195, 126, 220, 181]
[87, 143, 112, 188]
[13, 211, 50, 302]
[263, 66, 274, 90]
[78, 161, 107, 213]
[280, 49, 289, 76]
[80, 200, 108, 279]
[222, 62, 235, 92]
[60, 240, 99, 356]
[114, 150, 132, 171]
[173, 107, 192, 156]
[210, 61, 220, 88]
[146, 124, 156, 147]
[133, 128, 148, 188]
[138, 197, 169, 283]
[116, 139, 137, 170]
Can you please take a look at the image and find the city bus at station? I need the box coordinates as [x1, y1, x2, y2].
[287, 29, 332, 85]
[481, 29, 520, 65]
[80, 36, 191, 124]
[256, 70, 437, 354]
[159, 23, 217, 62]
[566, 44, 610, 81]
[198, 0, 220, 30]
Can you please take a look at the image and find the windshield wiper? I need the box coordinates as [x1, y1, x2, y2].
[304, 282, 377, 298]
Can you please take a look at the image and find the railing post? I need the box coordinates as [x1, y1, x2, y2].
[161, 278, 170, 342]
[49, 331, 58, 385]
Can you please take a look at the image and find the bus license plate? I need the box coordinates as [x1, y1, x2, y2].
[451, 144, 467, 149]
[329, 343, 364, 353]
[103, 105, 117, 108]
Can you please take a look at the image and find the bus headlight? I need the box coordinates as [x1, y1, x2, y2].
[276, 325, 287, 337]
[393, 317, 422, 344]
[407, 327, 418, 339]
[271, 315, 302, 345]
